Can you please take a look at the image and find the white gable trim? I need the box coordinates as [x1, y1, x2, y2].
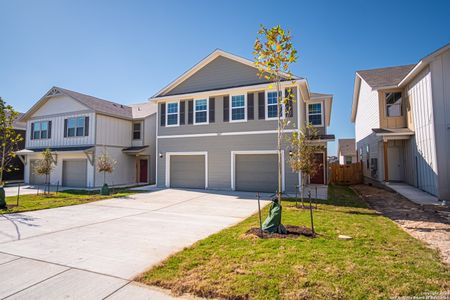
[152, 49, 301, 98]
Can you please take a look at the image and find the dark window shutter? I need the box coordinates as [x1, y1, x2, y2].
[247, 93, 254, 120]
[188, 100, 193, 124]
[48, 121, 52, 138]
[84, 117, 89, 136]
[64, 119, 68, 137]
[285, 88, 294, 117]
[258, 92, 265, 119]
[209, 98, 215, 123]
[180, 101, 185, 125]
[160, 103, 166, 127]
[30, 123, 34, 140]
[223, 96, 229, 122]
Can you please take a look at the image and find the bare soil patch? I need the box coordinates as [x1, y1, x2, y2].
[246, 225, 315, 238]
[352, 184, 450, 265]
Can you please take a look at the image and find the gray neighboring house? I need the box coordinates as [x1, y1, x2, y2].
[151, 49, 335, 193]
[18, 87, 157, 188]
[351, 43, 450, 201]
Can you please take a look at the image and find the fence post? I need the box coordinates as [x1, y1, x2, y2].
[256, 192, 263, 238]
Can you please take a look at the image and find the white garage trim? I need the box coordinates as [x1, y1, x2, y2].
[165, 151, 208, 189]
[231, 150, 285, 191]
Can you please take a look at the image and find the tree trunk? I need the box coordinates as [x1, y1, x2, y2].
[276, 75, 282, 204]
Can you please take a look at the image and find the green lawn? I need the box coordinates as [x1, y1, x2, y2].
[138, 185, 450, 299]
[1, 189, 138, 214]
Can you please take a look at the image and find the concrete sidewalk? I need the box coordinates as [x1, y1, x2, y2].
[385, 182, 444, 206]
[0, 189, 270, 299]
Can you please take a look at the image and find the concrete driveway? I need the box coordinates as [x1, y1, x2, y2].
[0, 189, 270, 299]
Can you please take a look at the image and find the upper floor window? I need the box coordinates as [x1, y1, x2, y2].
[194, 99, 208, 124]
[230, 94, 246, 122]
[31, 121, 51, 140]
[345, 156, 353, 165]
[307, 103, 323, 126]
[266, 91, 284, 119]
[166, 102, 179, 126]
[133, 122, 141, 140]
[385, 92, 402, 117]
[65, 116, 88, 137]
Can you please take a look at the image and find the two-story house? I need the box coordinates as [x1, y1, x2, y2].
[351, 43, 450, 201]
[18, 87, 156, 188]
[151, 50, 334, 192]
[337, 138, 357, 165]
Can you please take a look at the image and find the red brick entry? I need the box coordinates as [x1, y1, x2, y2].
[310, 153, 325, 184]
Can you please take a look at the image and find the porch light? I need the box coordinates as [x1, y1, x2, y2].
[159, 152, 164, 158]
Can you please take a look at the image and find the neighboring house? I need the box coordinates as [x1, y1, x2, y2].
[151, 49, 334, 192]
[4, 113, 26, 182]
[17, 87, 156, 188]
[338, 138, 357, 165]
[351, 43, 450, 201]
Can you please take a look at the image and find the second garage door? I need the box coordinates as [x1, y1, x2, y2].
[235, 154, 278, 193]
[170, 155, 205, 189]
[62, 159, 87, 187]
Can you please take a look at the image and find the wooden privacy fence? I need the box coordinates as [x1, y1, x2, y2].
[330, 162, 363, 185]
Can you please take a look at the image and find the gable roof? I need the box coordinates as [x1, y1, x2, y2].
[338, 138, 356, 156]
[21, 87, 133, 121]
[351, 43, 450, 122]
[152, 49, 303, 98]
[356, 65, 415, 89]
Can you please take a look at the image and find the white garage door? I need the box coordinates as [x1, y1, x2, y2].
[62, 159, 87, 187]
[235, 154, 278, 193]
[170, 155, 206, 189]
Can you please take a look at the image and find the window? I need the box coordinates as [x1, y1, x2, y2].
[386, 92, 402, 117]
[345, 156, 353, 165]
[266, 91, 284, 119]
[194, 99, 208, 124]
[166, 102, 179, 126]
[359, 147, 363, 161]
[230, 94, 246, 122]
[32, 121, 50, 140]
[133, 122, 141, 140]
[66, 116, 86, 137]
[366, 145, 370, 170]
[308, 103, 323, 126]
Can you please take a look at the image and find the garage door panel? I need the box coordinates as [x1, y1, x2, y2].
[62, 160, 87, 187]
[30, 160, 46, 185]
[170, 155, 205, 189]
[235, 154, 277, 193]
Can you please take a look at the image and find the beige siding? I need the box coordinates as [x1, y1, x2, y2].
[26, 112, 95, 149]
[33, 95, 88, 117]
[96, 114, 132, 147]
[378, 88, 407, 128]
[94, 146, 136, 187]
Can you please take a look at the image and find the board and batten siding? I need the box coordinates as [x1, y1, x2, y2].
[26, 112, 95, 149]
[32, 95, 89, 117]
[405, 67, 438, 196]
[95, 114, 132, 147]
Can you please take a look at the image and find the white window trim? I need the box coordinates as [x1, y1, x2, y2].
[230, 150, 285, 191]
[385, 92, 403, 118]
[229, 93, 247, 123]
[165, 151, 208, 189]
[66, 116, 87, 138]
[306, 102, 324, 127]
[265, 89, 286, 120]
[166, 101, 180, 127]
[32, 120, 51, 140]
[193, 98, 209, 125]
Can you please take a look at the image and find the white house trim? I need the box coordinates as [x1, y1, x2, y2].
[265, 89, 286, 120]
[229, 93, 247, 123]
[193, 98, 209, 125]
[220, 129, 296, 136]
[165, 151, 208, 189]
[230, 150, 285, 191]
[306, 101, 324, 127]
[165, 101, 180, 127]
[157, 133, 218, 139]
[157, 129, 298, 139]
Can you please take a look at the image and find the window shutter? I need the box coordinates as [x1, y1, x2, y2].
[209, 98, 215, 123]
[160, 103, 166, 127]
[258, 92, 265, 119]
[223, 96, 229, 122]
[285, 88, 294, 117]
[188, 100, 193, 124]
[247, 93, 254, 120]
[180, 101, 185, 125]
[48, 121, 52, 138]
[30, 123, 34, 140]
[84, 117, 89, 136]
[64, 119, 68, 137]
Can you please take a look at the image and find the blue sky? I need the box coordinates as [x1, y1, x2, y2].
[1, 0, 449, 155]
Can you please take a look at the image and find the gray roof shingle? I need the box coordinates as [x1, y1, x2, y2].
[356, 64, 416, 89]
[57, 87, 133, 119]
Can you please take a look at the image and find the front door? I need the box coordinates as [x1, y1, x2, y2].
[387, 143, 403, 181]
[139, 159, 148, 183]
[310, 153, 325, 184]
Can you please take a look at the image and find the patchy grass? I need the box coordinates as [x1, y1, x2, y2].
[137, 185, 450, 299]
[1, 189, 138, 214]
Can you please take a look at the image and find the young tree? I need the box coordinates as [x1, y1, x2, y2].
[0, 98, 24, 208]
[254, 25, 298, 204]
[96, 148, 116, 195]
[33, 148, 55, 194]
[288, 124, 325, 207]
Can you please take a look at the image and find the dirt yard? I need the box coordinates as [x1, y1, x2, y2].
[353, 184, 450, 265]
